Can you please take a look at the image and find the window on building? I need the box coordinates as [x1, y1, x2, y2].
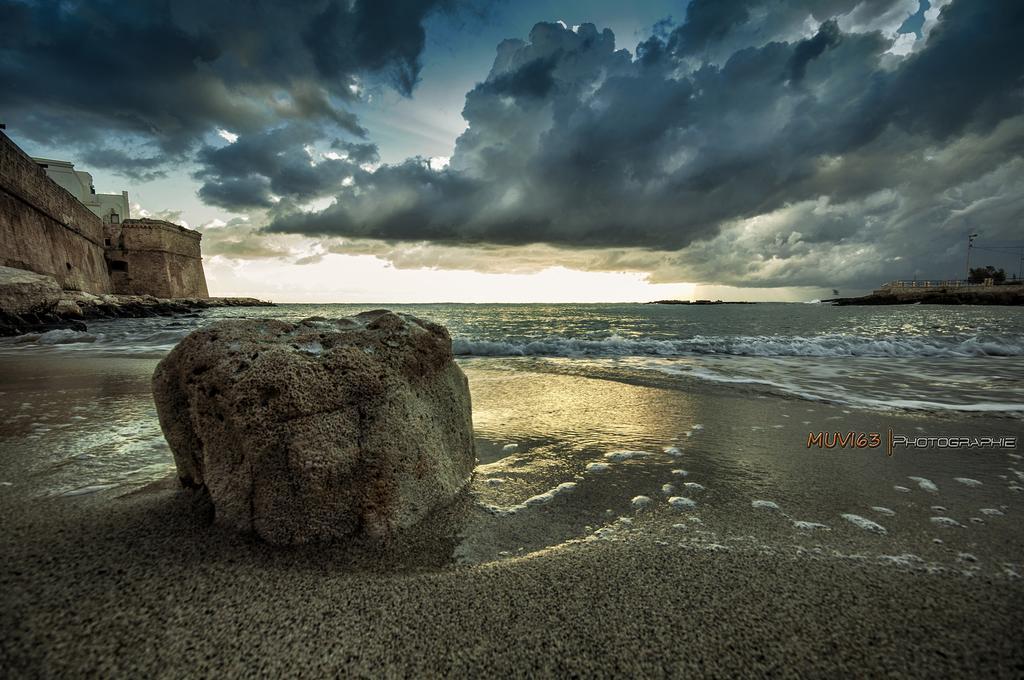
[109, 213, 120, 224]
[110, 260, 128, 272]
[104, 238, 111, 246]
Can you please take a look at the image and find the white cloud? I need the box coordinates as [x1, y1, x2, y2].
[887, 32, 917, 56]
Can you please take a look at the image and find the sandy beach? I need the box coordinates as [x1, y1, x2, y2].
[3, 486, 1023, 677]
[2, 350, 1023, 676]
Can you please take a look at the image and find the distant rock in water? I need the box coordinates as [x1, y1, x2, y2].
[152, 310, 476, 544]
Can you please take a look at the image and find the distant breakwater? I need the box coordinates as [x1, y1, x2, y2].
[0, 292, 273, 337]
[828, 284, 1024, 306]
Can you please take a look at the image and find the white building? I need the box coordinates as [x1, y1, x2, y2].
[32, 157, 130, 225]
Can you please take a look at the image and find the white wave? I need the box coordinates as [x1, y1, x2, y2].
[16, 329, 98, 345]
[452, 333, 1024, 359]
[647, 364, 1024, 415]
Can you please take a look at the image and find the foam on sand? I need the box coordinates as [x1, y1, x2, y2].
[929, 516, 965, 528]
[980, 508, 1004, 516]
[668, 496, 697, 509]
[631, 495, 652, 509]
[522, 482, 578, 508]
[604, 450, 651, 462]
[585, 462, 610, 473]
[683, 482, 705, 492]
[501, 443, 518, 452]
[954, 477, 983, 487]
[870, 506, 896, 516]
[661, 484, 675, 495]
[793, 521, 830, 531]
[909, 476, 938, 493]
[663, 446, 682, 456]
[58, 483, 117, 497]
[841, 514, 888, 534]
[893, 485, 910, 493]
[485, 481, 578, 516]
[752, 500, 780, 510]
[876, 554, 927, 569]
[671, 469, 689, 477]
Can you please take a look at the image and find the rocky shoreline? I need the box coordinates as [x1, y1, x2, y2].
[0, 265, 272, 337]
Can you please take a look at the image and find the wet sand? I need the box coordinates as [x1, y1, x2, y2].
[2, 486, 1023, 677]
[2, 354, 1023, 676]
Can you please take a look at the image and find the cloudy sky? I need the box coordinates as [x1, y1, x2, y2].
[3, 0, 1021, 302]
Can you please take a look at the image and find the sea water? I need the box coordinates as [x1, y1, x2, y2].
[5, 302, 1024, 413]
[1, 303, 1022, 573]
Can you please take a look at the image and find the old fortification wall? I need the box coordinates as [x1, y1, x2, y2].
[107, 219, 209, 298]
[0, 132, 112, 293]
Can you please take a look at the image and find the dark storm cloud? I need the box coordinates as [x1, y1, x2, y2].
[194, 125, 367, 211]
[880, 1, 1024, 140]
[476, 54, 561, 98]
[0, 0, 464, 174]
[330, 140, 381, 166]
[660, 0, 918, 60]
[788, 19, 842, 82]
[663, 0, 753, 57]
[77, 148, 171, 183]
[266, 0, 1024, 289]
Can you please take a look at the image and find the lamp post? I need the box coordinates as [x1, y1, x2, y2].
[965, 233, 979, 283]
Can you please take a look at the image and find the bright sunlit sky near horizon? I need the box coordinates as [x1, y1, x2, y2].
[4, 0, 1022, 302]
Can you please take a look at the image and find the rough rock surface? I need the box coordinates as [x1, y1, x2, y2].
[0, 265, 62, 314]
[152, 310, 476, 544]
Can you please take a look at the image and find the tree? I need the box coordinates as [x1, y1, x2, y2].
[968, 265, 1007, 284]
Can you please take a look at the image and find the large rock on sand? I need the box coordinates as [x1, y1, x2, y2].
[152, 310, 475, 544]
[0, 266, 62, 314]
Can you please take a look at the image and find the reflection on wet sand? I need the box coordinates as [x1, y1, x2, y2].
[1, 354, 1021, 578]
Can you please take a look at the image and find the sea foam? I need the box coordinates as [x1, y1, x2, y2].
[841, 514, 887, 534]
[451, 333, 1024, 359]
[909, 476, 938, 493]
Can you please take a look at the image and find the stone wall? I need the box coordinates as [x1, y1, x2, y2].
[106, 218, 209, 298]
[0, 132, 112, 293]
